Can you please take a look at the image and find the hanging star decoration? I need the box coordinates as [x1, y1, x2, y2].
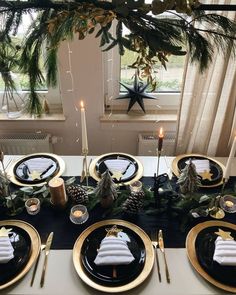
[116, 72, 157, 113]
[215, 228, 234, 240]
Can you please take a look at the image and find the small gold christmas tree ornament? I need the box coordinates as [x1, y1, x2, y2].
[43, 98, 50, 114]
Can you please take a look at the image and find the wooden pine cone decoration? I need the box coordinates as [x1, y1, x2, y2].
[66, 184, 88, 204]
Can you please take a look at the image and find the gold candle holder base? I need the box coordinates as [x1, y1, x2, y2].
[81, 149, 89, 187]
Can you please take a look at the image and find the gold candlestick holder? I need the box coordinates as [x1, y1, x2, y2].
[82, 149, 89, 187]
[156, 149, 162, 176]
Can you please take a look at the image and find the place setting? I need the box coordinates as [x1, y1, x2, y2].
[6, 153, 66, 187]
[186, 220, 236, 293]
[0, 220, 41, 290]
[72, 219, 154, 293]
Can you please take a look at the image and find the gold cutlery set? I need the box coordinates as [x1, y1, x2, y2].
[151, 230, 170, 283]
[31, 232, 54, 288]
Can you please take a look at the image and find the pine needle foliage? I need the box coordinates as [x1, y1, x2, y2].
[0, 0, 235, 114]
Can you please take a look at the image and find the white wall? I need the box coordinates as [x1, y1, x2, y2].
[0, 35, 176, 156]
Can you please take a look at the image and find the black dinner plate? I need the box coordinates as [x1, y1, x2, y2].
[80, 225, 146, 287]
[195, 226, 236, 287]
[176, 155, 223, 186]
[13, 154, 59, 184]
[0, 225, 31, 285]
[95, 154, 139, 184]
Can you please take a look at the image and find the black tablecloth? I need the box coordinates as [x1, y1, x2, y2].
[1, 176, 236, 250]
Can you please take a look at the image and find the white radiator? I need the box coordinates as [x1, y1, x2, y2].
[138, 132, 176, 156]
[0, 133, 53, 155]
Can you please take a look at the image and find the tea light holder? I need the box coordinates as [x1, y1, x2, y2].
[70, 204, 89, 224]
[25, 198, 40, 215]
[129, 181, 143, 193]
[219, 195, 236, 213]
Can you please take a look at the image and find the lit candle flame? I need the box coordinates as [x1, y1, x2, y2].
[159, 127, 164, 138]
[80, 100, 84, 109]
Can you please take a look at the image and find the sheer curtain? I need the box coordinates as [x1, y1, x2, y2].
[175, 0, 236, 156]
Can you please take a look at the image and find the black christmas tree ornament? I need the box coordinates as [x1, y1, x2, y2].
[116, 72, 157, 113]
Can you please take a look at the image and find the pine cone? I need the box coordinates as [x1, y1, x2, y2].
[122, 191, 145, 213]
[66, 184, 89, 204]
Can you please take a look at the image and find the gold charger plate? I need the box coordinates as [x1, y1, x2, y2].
[172, 154, 225, 188]
[89, 153, 144, 186]
[73, 219, 154, 293]
[0, 220, 41, 290]
[7, 153, 65, 187]
[186, 220, 236, 293]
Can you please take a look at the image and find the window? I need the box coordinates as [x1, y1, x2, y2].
[0, 12, 62, 116]
[103, 14, 186, 114]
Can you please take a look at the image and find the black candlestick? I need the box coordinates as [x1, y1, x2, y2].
[156, 150, 161, 176]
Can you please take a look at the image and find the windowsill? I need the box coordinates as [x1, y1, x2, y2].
[0, 112, 66, 121]
[100, 111, 177, 123]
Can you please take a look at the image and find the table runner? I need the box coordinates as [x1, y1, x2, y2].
[1, 176, 236, 250]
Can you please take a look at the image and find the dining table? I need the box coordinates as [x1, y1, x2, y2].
[0, 154, 235, 295]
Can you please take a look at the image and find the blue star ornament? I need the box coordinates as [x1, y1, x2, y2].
[116, 73, 157, 113]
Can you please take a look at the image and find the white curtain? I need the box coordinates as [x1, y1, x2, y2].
[175, 0, 236, 157]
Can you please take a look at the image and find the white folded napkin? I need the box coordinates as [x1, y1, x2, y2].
[185, 159, 210, 174]
[94, 237, 135, 266]
[213, 237, 236, 266]
[0, 237, 14, 264]
[26, 158, 54, 173]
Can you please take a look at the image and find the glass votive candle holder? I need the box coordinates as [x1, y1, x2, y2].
[129, 181, 143, 193]
[25, 198, 40, 215]
[219, 195, 236, 213]
[70, 204, 89, 224]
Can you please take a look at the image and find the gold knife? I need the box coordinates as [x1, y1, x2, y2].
[40, 232, 54, 287]
[158, 229, 170, 283]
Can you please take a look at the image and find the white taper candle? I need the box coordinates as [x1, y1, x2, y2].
[80, 100, 88, 154]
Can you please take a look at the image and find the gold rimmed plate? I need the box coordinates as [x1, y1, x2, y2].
[172, 154, 225, 188]
[186, 220, 236, 293]
[89, 153, 143, 186]
[7, 153, 65, 187]
[73, 219, 154, 293]
[0, 220, 41, 290]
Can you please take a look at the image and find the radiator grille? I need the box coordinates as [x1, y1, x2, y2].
[138, 132, 176, 156]
[0, 133, 53, 155]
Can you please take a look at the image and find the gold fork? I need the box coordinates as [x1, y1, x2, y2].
[30, 234, 47, 286]
[151, 231, 161, 282]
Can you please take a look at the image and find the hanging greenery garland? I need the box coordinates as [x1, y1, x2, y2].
[0, 0, 236, 115]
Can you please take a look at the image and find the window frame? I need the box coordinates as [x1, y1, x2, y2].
[103, 19, 185, 114]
